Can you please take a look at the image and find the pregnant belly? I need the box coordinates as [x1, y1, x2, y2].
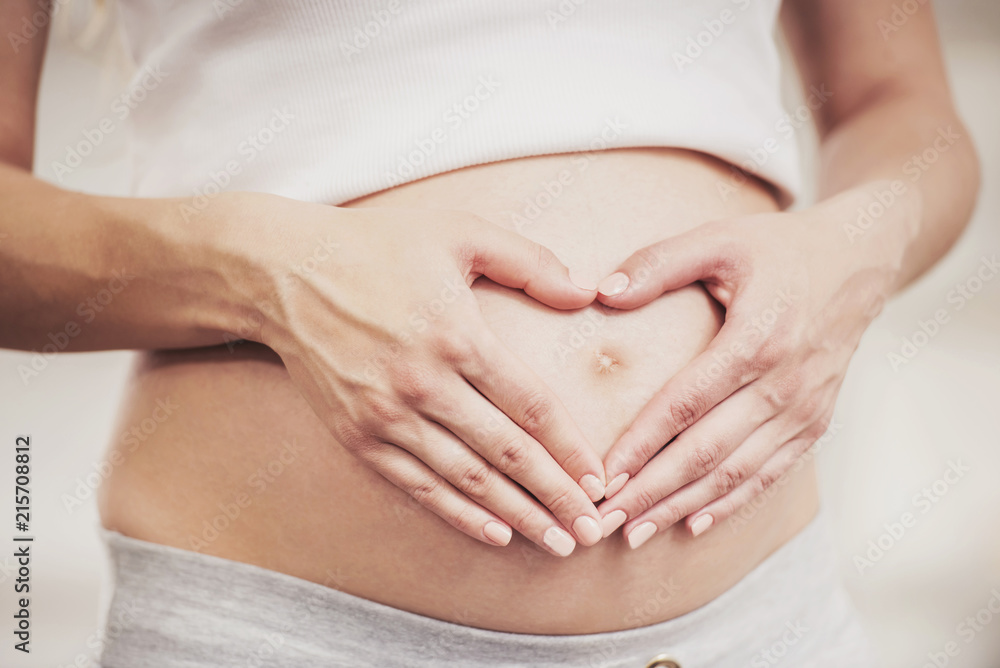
[99, 148, 819, 634]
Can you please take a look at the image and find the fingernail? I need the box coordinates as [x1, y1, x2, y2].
[579, 474, 606, 502]
[572, 516, 603, 545]
[543, 527, 576, 557]
[484, 522, 512, 546]
[601, 510, 627, 537]
[597, 272, 629, 297]
[691, 514, 714, 537]
[627, 521, 658, 550]
[569, 268, 598, 292]
[605, 472, 629, 498]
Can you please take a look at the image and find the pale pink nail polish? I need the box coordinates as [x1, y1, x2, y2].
[605, 472, 629, 498]
[572, 516, 603, 545]
[543, 527, 576, 557]
[601, 510, 628, 537]
[627, 522, 657, 550]
[579, 474, 606, 502]
[597, 272, 630, 297]
[484, 522, 512, 546]
[690, 514, 714, 537]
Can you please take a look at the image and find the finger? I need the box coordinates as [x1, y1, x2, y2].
[378, 420, 583, 557]
[424, 377, 604, 548]
[685, 434, 817, 536]
[618, 417, 793, 549]
[602, 323, 756, 494]
[596, 223, 738, 308]
[461, 221, 596, 309]
[598, 386, 768, 537]
[365, 441, 514, 547]
[464, 329, 607, 502]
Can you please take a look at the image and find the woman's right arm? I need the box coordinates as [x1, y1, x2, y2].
[0, 3, 607, 555]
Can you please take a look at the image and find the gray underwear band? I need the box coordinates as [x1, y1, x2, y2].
[98, 510, 877, 667]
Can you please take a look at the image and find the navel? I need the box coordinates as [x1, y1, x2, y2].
[594, 350, 621, 374]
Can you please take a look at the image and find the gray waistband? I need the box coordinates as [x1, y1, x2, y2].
[98, 511, 875, 668]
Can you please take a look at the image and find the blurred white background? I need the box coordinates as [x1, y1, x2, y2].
[0, 1, 997, 667]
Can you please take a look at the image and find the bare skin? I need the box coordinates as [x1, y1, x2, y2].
[0, 0, 978, 636]
[99, 148, 821, 634]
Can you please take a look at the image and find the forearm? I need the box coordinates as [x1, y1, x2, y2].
[813, 88, 980, 294]
[0, 162, 260, 352]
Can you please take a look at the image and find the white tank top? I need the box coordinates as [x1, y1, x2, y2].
[116, 0, 801, 208]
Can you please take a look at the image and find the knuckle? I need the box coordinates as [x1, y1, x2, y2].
[558, 445, 586, 474]
[542, 485, 578, 519]
[517, 393, 554, 435]
[653, 502, 684, 527]
[755, 380, 793, 413]
[390, 363, 437, 405]
[714, 461, 748, 495]
[364, 394, 404, 427]
[755, 467, 780, 494]
[533, 244, 559, 273]
[493, 437, 531, 477]
[633, 485, 662, 514]
[713, 497, 738, 521]
[803, 422, 827, 444]
[408, 479, 440, 508]
[754, 336, 785, 368]
[433, 327, 477, 366]
[634, 245, 663, 273]
[331, 416, 367, 450]
[453, 464, 496, 500]
[634, 437, 665, 464]
[507, 503, 540, 533]
[667, 394, 704, 433]
[449, 503, 478, 533]
[688, 442, 723, 478]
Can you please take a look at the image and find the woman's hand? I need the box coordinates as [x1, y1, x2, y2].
[594, 184, 920, 547]
[225, 193, 607, 556]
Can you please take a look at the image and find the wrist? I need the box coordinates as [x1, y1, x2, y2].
[95, 189, 283, 346]
[812, 180, 923, 296]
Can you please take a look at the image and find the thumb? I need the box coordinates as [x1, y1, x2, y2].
[463, 223, 596, 310]
[596, 226, 729, 309]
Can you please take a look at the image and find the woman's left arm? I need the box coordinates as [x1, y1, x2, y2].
[596, 0, 980, 546]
